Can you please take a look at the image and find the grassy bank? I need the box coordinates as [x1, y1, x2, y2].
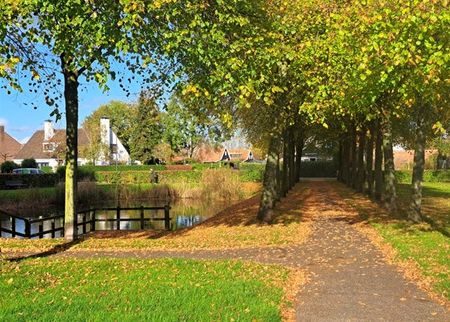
[0, 258, 298, 321]
[335, 182, 450, 301]
[0, 184, 309, 252]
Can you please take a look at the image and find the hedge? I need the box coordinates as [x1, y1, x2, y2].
[395, 170, 450, 183]
[299, 161, 338, 178]
[0, 173, 59, 189]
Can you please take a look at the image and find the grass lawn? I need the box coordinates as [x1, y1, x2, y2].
[397, 182, 450, 230]
[334, 182, 450, 301]
[0, 258, 297, 321]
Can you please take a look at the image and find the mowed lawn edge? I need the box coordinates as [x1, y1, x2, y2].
[0, 258, 304, 321]
[333, 182, 450, 304]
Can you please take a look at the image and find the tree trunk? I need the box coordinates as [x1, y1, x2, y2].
[408, 109, 426, 222]
[63, 70, 79, 240]
[356, 129, 366, 192]
[295, 135, 304, 182]
[288, 127, 296, 189]
[342, 137, 351, 185]
[282, 131, 289, 197]
[258, 136, 279, 223]
[382, 117, 397, 211]
[276, 149, 281, 201]
[350, 127, 358, 188]
[365, 124, 374, 196]
[374, 119, 383, 201]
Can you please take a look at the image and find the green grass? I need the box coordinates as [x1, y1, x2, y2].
[396, 182, 450, 229]
[371, 222, 450, 299]
[0, 258, 289, 321]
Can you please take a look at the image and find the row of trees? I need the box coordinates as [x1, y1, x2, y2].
[82, 93, 224, 164]
[1, 1, 448, 238]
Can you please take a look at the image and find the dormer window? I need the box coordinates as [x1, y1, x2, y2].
[43, 142, 56, 152]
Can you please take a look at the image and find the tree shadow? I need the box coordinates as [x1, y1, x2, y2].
[4, 238, 84, 263]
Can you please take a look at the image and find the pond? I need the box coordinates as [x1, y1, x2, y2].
[0, 197, 233, 239]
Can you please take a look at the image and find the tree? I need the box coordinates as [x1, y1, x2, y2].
[1, 161, 18, 173]
[82, 101, 134, 163]
[162, 95, 223, 159]
[128, 90, 163, 163]
[21, 158, 37, 168]
[6, 1, 159, 239]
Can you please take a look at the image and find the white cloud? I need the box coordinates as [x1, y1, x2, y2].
[0, 118, 8, 126]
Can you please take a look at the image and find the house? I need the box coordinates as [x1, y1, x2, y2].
[0, 125, 22, 162]
[14, 118, 130, 169]
[97, 117, 130, 165]
[14, 120, 91, 168]
[394, 149, 438, 170]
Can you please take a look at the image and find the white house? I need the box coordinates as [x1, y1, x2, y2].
[14, 119, 130, 169]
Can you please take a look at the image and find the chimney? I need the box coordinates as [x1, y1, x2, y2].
[0, 125, 4, 142]
[44, 120, 54, 141]
[100, 117, 111, 147]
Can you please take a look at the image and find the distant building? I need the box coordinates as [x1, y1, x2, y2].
[0, 125, 22, 162]
[97, 117, 130, 165]
[14, 118, 130, 169]
[14, 120, 91, 168]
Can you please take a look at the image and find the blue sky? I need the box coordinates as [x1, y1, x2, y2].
[0, 72, 145, 143]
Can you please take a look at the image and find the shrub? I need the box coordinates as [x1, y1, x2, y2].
[21, 158, 38, 168]
[1, 161, 19, 173]
[300, 161, 338, 177]
[201, 168, 243, 200]
[57, 166, 96, 182]
[0, 173, 59, 189]
[396, 170, 450, 183]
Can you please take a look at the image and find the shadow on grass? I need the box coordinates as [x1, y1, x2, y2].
[5, 238, 84, 263]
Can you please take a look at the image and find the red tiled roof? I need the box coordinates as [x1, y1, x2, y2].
[193, 144, 258, 163]
[15, 129, 90, 160]
[0, 126, 22, 161]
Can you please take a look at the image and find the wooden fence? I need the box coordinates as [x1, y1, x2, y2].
[0, 205, 171, 239]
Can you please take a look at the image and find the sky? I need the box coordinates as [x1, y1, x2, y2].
[0, 71, 146, 143]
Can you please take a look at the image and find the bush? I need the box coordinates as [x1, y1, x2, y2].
[396, 170, 450, 183]
[1, 161, 19, 173]
[300, 161, 338, 177]
[201, 168, 243, 200]
[81, 164, 165, 172]
[21, 158, 37, 168]
[57, 166, 96, 182]
[0, 173, 59, 189]
[239, 163, 265, 182]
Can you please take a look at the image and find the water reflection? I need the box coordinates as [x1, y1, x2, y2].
[1, 197, 231, 238]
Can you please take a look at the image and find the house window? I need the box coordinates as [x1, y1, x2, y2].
[43, 143, 56, 152]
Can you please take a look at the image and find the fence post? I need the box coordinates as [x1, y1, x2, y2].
[51, 221, 56, 238]
[116, 206, 121, 230]
[91, 209, 96, 232]
[140, 206, 144, 230]
[11, 217, 16, 238]
[164, 205, 170, 230]
[25, 220, 31, 238]
[38, 224, 44, 239]
[82, 213, 87, 235]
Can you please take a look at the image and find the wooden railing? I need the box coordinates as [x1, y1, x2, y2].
[0, 205, 171, 239]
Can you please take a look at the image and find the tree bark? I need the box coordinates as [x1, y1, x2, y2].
[63, 69, 79, 240]
[356, 129, 366, 192]
[288, 127, 296, 189]
[365, 123, 374, 196]
[350, 126, 358, 188]
[408, 108, 426, 222]
[281, 131, 289, 197]
[258, 135, 279, 223]
[295, 134, 304, 182]
[374, 119, 383, 201]
[382, 117, 397, 211]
